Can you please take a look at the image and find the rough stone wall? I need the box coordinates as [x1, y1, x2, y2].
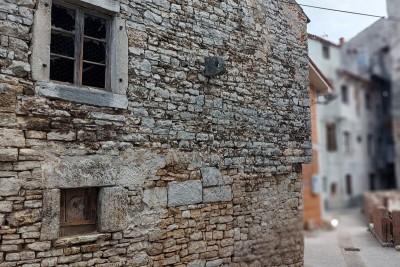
[0, 0, 310, 266]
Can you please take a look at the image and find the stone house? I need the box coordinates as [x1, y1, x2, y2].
[0, 0, 310, 266]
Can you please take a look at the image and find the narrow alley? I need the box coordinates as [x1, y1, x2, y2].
[305, 209, 400, 267]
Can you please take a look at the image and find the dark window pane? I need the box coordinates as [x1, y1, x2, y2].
[84, 14, 106, 39]
[82, 63, 105, 88]
[51, 33, 75, 57]
[51, 5, 75, 32]
[83, 39, 106, 63]
[50, 56, 74, 83]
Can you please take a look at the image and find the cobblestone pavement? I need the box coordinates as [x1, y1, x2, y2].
[305, 208, 400, 267]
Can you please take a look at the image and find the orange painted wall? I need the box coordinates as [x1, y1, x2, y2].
[302, 85, 322, 228]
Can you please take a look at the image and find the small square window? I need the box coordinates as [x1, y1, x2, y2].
[50, 4, 109, 90]
[60, 187, 99, 237]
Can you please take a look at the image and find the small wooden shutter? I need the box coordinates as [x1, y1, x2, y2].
[60, 188, 98, 236]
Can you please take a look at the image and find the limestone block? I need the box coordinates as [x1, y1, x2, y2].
[40, 189, 60, 240]
[168, 180, 202, 206]
[47, 131, 76, 141]
[42, 155, 118, 188]
[187, 260, 206, 267]
[98, 186, 128, 232]
[7, 209, 41, 227]
[19, 149, 44, 161]
[203, 186, 232, 203]
[0, 178, 21, 196]
[0, 128, 25, 147]
[125, 251, 149, 266]
[0, 201, 13, 212]
[188, 241, 207, 254]
[201, 167, 233, 187]
[118, 150, 165, 187]
[0, 148, 18, 161]
[90, 112, 125, 122]
[143, 187, 167, 208]
[41, 257, 58, 267]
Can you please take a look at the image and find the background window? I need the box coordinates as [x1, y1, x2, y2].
[330, 183, 337, 196]
[345, 175, 353, 195]
[344, 131, 351, 154]
[341, 85, 349, 104]
[366, 93, 371, 110]
[367, 134, 374, 156]
[326, 123, 337, 151]
[322, 45, 330, 59]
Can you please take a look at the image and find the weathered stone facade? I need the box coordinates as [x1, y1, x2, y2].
[0, 0, 310, 266]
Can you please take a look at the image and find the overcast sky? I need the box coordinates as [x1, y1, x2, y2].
[299, 0, 387, 44]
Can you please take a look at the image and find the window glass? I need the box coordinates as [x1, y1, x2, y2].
[50, 4, 108, 89]
[50, 5, 76, 84]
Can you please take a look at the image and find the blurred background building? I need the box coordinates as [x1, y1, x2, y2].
[304, 0, 400, 227]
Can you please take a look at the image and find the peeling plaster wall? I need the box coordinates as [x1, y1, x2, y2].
[0, 0, 310, 266]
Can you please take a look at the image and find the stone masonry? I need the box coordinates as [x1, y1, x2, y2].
[0, 0, 310, 266]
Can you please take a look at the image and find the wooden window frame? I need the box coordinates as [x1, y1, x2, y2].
[51, 1, 112, 91]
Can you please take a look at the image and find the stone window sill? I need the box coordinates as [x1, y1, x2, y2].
[35, 81, 128, 109]
[54, 233, 111, 248]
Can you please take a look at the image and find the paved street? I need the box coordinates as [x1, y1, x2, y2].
[305, 208, 400, 267]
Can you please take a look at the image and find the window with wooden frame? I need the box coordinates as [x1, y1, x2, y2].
[344, 131, 351, 154]
[60, 188, 99, 237]
[31, 0, 128, 109]
[50, 3, 110, 90]
[326, 123, 337, 152]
